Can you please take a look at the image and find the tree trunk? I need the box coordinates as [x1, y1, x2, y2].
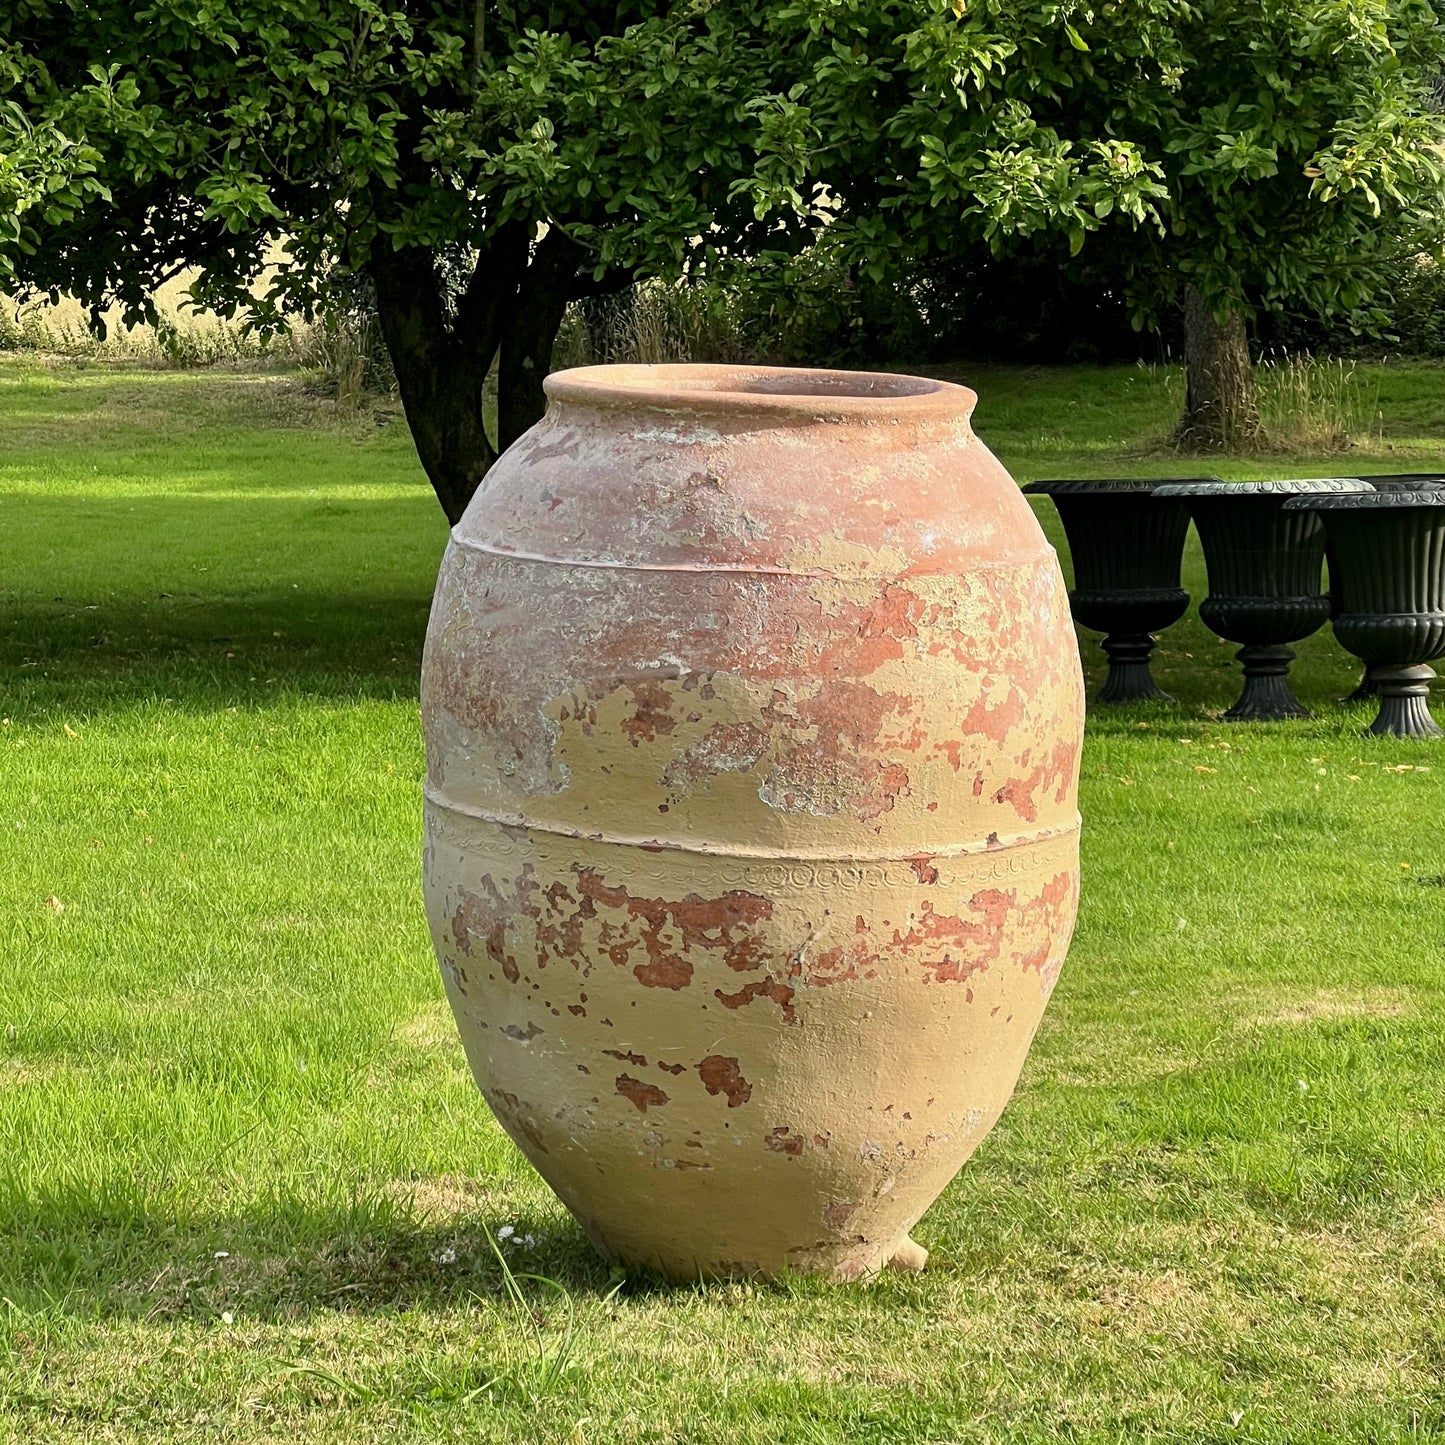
[496, 229, 587, 454]
[369, 226, 636, 525]
[369, 225, 597, 526]
[1175, 285, 1260, 451]
[370, 243, 505, 526]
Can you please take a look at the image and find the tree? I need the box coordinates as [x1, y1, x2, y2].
[789, 0, 1445, 449]
[10, 1, 1429, 500]
[0, 2, 830, 522]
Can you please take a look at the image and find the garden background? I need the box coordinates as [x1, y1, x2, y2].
[4, 0, 1445, 1435]
[2, 340, 1442, 1443]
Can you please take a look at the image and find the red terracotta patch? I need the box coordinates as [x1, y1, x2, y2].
[603, 1048, 647, 1066]
[959, 683, 1024, 744]
[451, 879, 522, 983]
[764, 1126, 804, 1156]
[714, 977, 797, 1023]
[619, 679, 679, 746]
[575, 870, 774, 986]
[697, 1054, 752, 1107]
[633, 955, 693, 989]
[615, 1075, 669, 1112]
[500, 1022, 542, 1041]
[803, 932, 879, 988]
[993, 738, 1080, 822]
[489, 1089, 548, 1153]
[660, 721, 767, 790]
[905, 853, 939, 885]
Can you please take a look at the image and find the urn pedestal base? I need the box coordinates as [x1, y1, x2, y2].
[1099, 632, 1172, 703]
[1223, 645, 1312, 722]
[1368, 664, 1442, 738]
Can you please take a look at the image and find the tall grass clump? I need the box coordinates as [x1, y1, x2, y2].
[551, 247, 938, 371]
[551, 279, 754, 369]
[1255, 353, 1382, 452]
[0, 292, 274, 367]
[288, 272, 398, 404]
[1153, 352, 1383, 455]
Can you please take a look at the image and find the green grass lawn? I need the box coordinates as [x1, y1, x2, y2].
[2, 355, 1444, 1444]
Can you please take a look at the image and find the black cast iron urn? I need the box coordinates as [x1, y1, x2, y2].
[1334, 476, 1445, 699]
[1022, 479, 1204, 703]
[1284, 488, 1445, 738]
[1154, 479, 1372, 722]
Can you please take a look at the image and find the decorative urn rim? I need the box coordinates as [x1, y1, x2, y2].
[1286, 488, 1445, 510]
[1155, 478, 1372, 497]
[1022, 477, 1222, 494]
[1354, 473, 1445, 488]
[544, 362, 977, 424]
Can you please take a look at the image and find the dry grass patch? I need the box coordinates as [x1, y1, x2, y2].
[1246, 986, 1415, 1027]
[394, 1002, 459, 1052]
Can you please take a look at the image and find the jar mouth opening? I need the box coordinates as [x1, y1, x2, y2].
[545, 363, 975, 419]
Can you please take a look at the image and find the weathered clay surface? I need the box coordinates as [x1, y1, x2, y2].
[421, 364, 1084, 1280]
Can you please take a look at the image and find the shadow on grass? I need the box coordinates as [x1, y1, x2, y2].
[1, 486, 445, 712]
[0, 1186, 686, 1324]
[1, 592, 433, 712]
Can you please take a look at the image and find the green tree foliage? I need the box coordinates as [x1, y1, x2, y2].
[4, 2, 1440, 512]
[0, 1, 829, 519]
[797, 0, 1445, 446]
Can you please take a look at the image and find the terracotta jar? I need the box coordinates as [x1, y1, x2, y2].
[421, 364, 1084, 1280]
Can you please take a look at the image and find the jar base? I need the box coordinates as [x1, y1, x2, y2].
[886, 1235, 929, 1273]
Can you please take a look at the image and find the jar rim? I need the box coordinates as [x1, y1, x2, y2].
[544, 363, 976, 421]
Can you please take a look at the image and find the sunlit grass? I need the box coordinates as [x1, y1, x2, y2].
[1, 357, 1443, 1443]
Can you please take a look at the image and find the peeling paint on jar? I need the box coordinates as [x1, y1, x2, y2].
[421, 363, 1084, 1282]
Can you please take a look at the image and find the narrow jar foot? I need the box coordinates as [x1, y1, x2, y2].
[1367, 664, 1443, 738]
[1098, 633, 1171, 704]
[886, 1236, 929, 1273]
[1225, 644, 1311, 722]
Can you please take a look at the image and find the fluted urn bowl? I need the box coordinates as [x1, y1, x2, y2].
[1285, 488, 1445, 737]
[1022, 479, 1204, 703]
[422, 364, 1086, 1280]
[1330, 477, 1443, 697]
[1154, 479, 1372, 721]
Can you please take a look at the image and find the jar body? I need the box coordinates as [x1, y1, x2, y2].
[421, 365, 1085, 1279]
